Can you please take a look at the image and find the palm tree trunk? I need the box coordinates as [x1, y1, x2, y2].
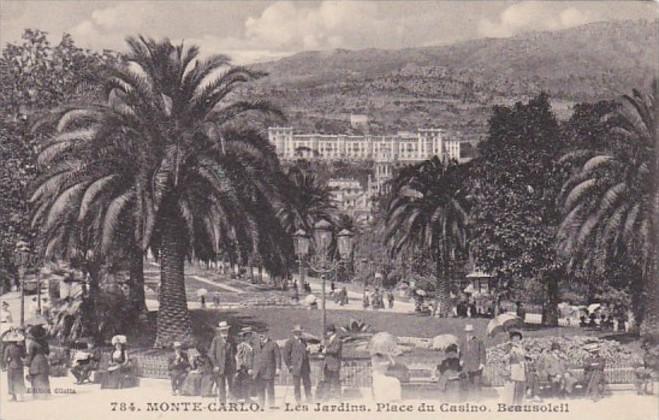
[154, 211, 192, 348]
[435, 245, 450, 317]
[128, 246, 146, 313]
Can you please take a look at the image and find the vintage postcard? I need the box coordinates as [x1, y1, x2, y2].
[0, 1, 658, 420]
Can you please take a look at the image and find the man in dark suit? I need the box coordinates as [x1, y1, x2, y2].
[252, 333, 281, 408]
[460, 324, 486, 399]
[283, 324, 312, 403]
[208, 321, 236, 404]
[168, 341, 190, 395]
[321, 324, 342, 399]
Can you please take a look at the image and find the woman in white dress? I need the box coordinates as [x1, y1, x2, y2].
[369, 332, 402, 401]
[371, 353, 402, 401]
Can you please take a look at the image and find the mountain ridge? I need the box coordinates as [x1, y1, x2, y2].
[247, 19, 658, 138]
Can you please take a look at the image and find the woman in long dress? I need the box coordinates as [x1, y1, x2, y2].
[25, 325, 50, 399]
[181, 347, 215, 397]
[102, 338, 130, 389]
[3, 329, 26, 401]
[371, 353, 402, 401]
[437, 344, 463, 401]
[505, 330, 526, 404]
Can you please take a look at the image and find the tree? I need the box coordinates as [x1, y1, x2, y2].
[277, 165, 337, 235]
[470, 93, 565, 324]
[558, 80, 658, 338]
[31, 36, 284, 347]
[385, 157, 470, 315]
[0, 29, 114, 292]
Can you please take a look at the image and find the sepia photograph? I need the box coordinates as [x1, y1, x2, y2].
[0, 1, 658, 419]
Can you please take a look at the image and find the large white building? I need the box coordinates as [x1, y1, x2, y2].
[268, 127, 469, 163]
[270, 127, 474, 219]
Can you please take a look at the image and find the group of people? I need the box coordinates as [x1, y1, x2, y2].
[167, 321, 344, 407]
[330, 283, 349, 306]
[2, 324, 51, 402]
[363, 288, 394, 310]
[504, 331, 607, 403]
[579, 305, 634, 332]
[434, 324, 488, 400]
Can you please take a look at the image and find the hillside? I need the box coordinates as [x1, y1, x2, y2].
[246, 19, 658, 139]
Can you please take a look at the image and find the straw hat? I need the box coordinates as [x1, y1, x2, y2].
[584, 343, 600, 352]
[173, 341, 182, 348]
[2, 330, 25, 342]
[111, 335, 127, 345]
[464, 324, 474, 332]
[292, 324, 303, 333]
[217, 321, 230, 331]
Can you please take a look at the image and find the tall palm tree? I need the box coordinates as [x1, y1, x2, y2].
[385, 157, 470, 315]
[558, 79, 657, 337]
[277, 165, 337, 235]
[30, 36, 284, 347]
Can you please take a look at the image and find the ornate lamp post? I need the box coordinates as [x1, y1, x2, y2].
[14, 240, 31, 327]
[307, 220, 353, 340]
[293, 229, 310, 288]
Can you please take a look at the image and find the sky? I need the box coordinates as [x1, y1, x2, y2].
[1, 1, 657, 64]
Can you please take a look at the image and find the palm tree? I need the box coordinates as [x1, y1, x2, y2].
[30, 36, 284, 347]
[558, 80, 657, 338]
[385, 157, 470, 315]
[277, 165, 337, 235]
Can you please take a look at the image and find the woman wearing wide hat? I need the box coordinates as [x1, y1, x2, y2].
[102, 335, 132, 389]
[3, 328, 26, 401]
[25, 324, 50, 399]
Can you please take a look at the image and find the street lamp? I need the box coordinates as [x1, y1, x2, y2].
[293, 228, 310, 289]
[14, 240, 31, 327]
[306, 220, 353, 341]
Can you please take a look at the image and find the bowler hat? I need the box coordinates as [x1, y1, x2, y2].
[292, 324, 303, 333]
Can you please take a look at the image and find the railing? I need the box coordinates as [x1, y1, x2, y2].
[78, 350, 640, 387]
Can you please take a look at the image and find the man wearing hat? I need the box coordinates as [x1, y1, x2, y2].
[284, 325, 312, 403]
[71, 338, 101, 385]
[252, 332, 281, 408]
[321, 324, 343, 399]
[583, 343, 606, 401]
[168, 342, 190, 395]
[234, 327, 256, 402]
[461, 324, 486, 399]
[208, 321, 236, 404]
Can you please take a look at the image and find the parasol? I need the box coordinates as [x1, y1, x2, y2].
[368, 332, 401, 357]
[304, 294, 317, 305]
[301, 332, 321, 344]
[111, 334, 127, 345]
[587, 303, 601, 314]
[431, 334, 459, 351]
[196, 288, 208, 297]
[487, 313, 523, 337]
